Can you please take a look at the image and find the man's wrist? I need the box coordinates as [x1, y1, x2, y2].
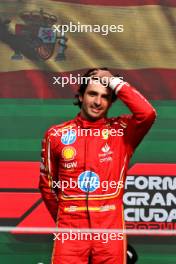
[109, 77, 128, 94]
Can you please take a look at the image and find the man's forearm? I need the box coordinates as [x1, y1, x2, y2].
[109, 78, 156, 123]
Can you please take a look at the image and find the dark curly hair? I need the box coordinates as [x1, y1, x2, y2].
[74, 68, 117, 108]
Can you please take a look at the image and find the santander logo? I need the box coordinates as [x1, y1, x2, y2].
[101, 143, 110, 153]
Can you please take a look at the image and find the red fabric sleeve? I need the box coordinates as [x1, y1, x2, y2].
[39, 130, 59, 222]
[117, 84, 157, 155]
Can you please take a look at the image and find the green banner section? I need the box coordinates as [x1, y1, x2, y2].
[0, 234, 176, 264]
[0, 99, 175, 163]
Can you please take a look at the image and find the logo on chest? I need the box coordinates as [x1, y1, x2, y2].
[62, 146, 76, 161]
[98, 143, 113, 163]
[78, 171, 100, 192]
[62, 161, 77, 169]
[61, 146, 77, 169]
[61, 130, 76, 145]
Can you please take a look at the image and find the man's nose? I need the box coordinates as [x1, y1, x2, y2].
[94, 96, 101, 106]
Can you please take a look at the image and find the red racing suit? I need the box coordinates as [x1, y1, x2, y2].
[39, 82, 156, 264]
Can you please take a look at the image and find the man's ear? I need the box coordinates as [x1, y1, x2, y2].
[79, 94, 83, 103]
[109, 101, 113, 108]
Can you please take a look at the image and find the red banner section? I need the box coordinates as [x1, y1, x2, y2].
[0, 193, 40, 218]
[0, 69, 176, 99]
[0, 162, 175, 235]
[0, 162, 39, 189]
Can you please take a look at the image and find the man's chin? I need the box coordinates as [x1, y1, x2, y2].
[81, 108, 106, 121]
[87, 111, 104, 121]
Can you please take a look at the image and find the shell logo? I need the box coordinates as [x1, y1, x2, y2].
[62, 146, 76, 161]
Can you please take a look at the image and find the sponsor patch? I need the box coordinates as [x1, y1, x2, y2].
[62, 146, 76, 161]
[102, 129, 109, 140]
[61, 130, 76, 145]
[78, 171, 100, 192]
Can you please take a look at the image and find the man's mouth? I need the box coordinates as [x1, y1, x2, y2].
[91, 107, 102, 113]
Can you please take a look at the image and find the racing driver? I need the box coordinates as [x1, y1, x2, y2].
[39, 69, 156, 264]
